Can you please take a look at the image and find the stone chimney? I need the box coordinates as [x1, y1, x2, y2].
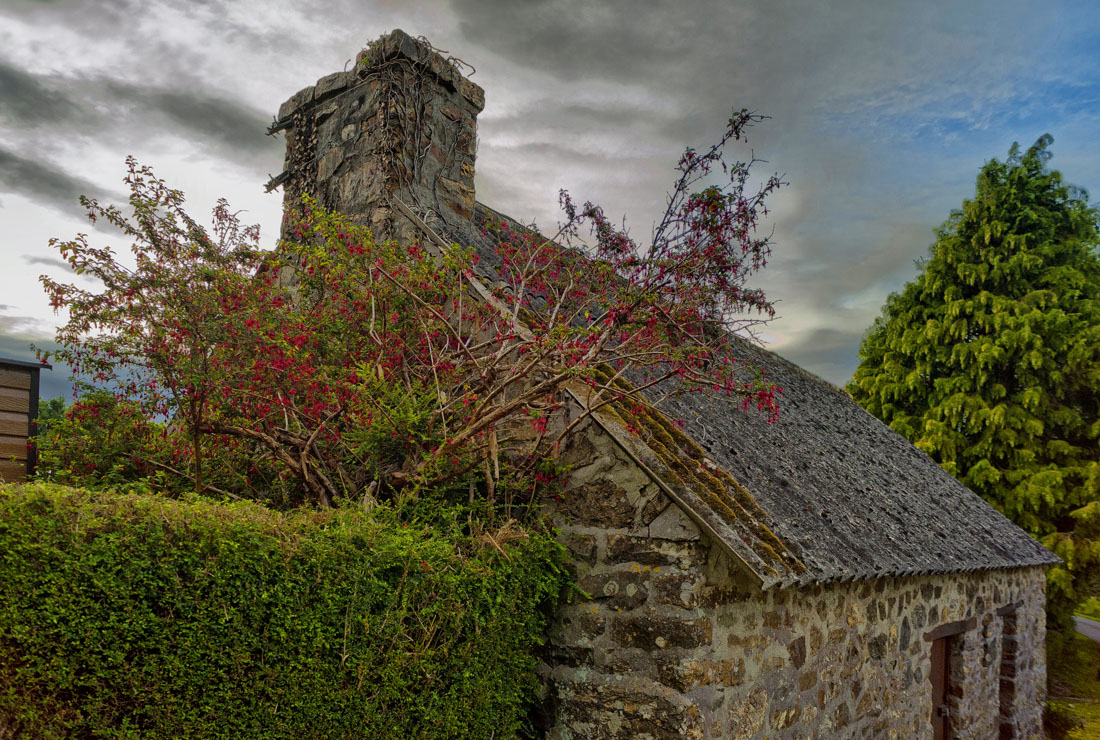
[268, 30, 484, 243]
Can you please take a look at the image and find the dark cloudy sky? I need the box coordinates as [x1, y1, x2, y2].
[2, 0, 1098, 401]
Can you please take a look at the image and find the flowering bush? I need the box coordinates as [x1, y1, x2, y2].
[35, 391, 167, 489]
[40, 111, 784, 514]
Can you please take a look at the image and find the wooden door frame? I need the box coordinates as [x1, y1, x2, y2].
[924, 617, 973, 740]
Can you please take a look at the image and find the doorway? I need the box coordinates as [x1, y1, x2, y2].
[930, 635, 952, 740]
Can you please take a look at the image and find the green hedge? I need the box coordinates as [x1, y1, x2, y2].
[0, 483, 567, 739]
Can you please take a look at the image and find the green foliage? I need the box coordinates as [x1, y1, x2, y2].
[34, 396, 66, 438]
[848, 135, 1100, 630]
[0, 482, 568, 739]
[1077, 597, 1100, 621]
[1045, 701, 1086, 740]
[35, 391, 172, 490]
[33, 391, 309, 508]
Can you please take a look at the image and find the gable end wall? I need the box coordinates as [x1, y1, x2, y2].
[545, 420, 1047, 739]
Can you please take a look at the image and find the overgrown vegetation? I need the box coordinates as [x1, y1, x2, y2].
[14, 99, 785, 738]
[36, 109, 782, 514]
[0, 483, 568, 739]
[1078, 597, 1100, 622]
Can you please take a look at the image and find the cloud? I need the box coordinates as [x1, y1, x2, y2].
[0, 306, 52, 341]
[771, 326, 867, 387]
[0, 54, 279, 169]
[0, 146, 119, 214]
[0, 333, 69, 401]
[0, 57, 82, 127]
[455, 0, 724, 83]
[22, 255, 74, 273]
[98, 79, 280, 162]
[2, 0, 1097, 392]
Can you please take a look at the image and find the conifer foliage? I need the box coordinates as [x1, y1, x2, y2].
[848, 136, 1100, 625]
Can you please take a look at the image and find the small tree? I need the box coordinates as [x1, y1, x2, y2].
[848, 135, 1100, 628]
[40, 159, 269, 497]
[41, 111, 785, 515]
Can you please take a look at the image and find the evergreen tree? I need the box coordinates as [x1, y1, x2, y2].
[848, 136, 1100, 626]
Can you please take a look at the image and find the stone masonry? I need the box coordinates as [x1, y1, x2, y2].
[542, 420, 1048, 739]
[271, 30, 483, 246]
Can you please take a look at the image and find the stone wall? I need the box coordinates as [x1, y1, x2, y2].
[542, 420, 1048, 740]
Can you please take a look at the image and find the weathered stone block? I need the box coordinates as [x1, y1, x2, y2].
[539, 644, 594, 668]
[657, 657, 745, 691]
[552, 607, 606, 645]
[645, 503, 700, 541]
[597, 649, 650, 676]
[607, 535, 702, 566]
[459, 77, 485, 111]
[798, 669, 817, 691]
[560, 533, 597, 565]
[557, 683, 703, 740]
[809, 625, 824, 652]
[611, 614, 712, 650]
[834, 701, 851, 728]
[440, 195, 472, 221]
[762, 656, 786, 672]
[438, 175, 474, 202]
[788, 635, 806, 669]
[438, 103, 466, 122]
[727, 687, 767, 738]
[868, 633, 888, 660]
[580, 570, 649, 611]
[278, 85, 315, 120]
[899, 616, 911, 652]
[727, 633, 768, 650]
[559, 480, 636, 528]
[316, 148, 344, 181]
[855, 688, 878, 717]
[314, 71, 350, 99]
[652, 573, 700, 609]
[771, 705, 801, 730]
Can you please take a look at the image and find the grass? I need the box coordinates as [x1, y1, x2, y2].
[1048, 624, 1100, 740]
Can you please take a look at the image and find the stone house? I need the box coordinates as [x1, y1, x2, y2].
[269, 30, 1059, 740]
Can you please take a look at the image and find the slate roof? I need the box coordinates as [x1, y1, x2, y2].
[421, 199, 1059, 588]
[658, 338, 1060, 586]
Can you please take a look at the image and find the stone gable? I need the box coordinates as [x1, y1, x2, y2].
[543, 418, 1047, 739]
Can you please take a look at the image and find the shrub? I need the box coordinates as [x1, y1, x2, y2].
[0, 483, 567, 739]
[1077, 596, 1100, 622]
[35, 391, 171, 490]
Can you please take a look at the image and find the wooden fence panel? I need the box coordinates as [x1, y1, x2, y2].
[0, 359, 49, 482]
[0, 436, 28, 460]
[0, 370, 31, 390]
[0, 387, 30, 414]
[0, 411, 26, 437]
